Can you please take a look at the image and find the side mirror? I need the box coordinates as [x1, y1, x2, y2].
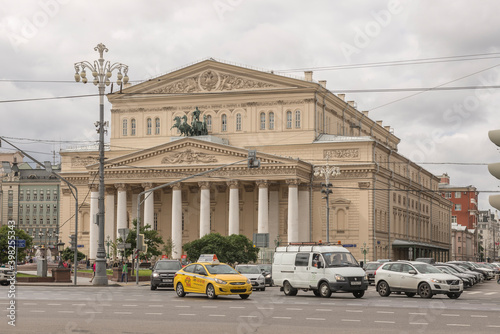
[408, 270, 417, 275]
[317, 261, 323, 269]
[149, 267, 153, 271]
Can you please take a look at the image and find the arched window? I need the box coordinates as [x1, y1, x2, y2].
[286, 111, 292, 129]
[122, 119, 128, 136]
[147, 118, 152, 135]
[269, 112, 275, 130]
[236, 113, 242, 131]
[131, 119, 136, 136]
[260, 112, 266, 130]
[207, 115, 212, 132]
[295, 110, 301, 128]
[155, 117, 160, 135]
[221, 114, 227, 132]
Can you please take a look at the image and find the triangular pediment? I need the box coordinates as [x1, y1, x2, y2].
[112, 59, 318, 97]
[91, 137, 303, 171]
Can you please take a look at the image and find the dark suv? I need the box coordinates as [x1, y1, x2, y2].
[150, 260, 182, 290]
[363, 262, 383, 285]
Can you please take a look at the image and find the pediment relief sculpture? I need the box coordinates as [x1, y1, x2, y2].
[161, 149, 218, 164]
[151, 70, 280, 94]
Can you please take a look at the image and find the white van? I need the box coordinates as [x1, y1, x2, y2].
[272, 244, 368, 298]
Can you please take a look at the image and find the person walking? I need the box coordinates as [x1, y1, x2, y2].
[121, 262, 128, 283]
[90, 262, 96, 283]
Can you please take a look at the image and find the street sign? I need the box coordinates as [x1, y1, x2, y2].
[118, 228, 130, 238]
[117, 243, 132, 250]
[77, 245, 84, 248]
[15, 239, 26, 248]
[253, 233, 269, 248]
[342, 244, 357, 248]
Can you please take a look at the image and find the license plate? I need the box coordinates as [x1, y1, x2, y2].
[163, 279, 172, 283]
[350, 281, 362, 285]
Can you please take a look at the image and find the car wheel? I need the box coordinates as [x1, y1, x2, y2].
[405, 292, 416, 298]
[261, 287, 266, 291]
[176, 282, 186, 297]
[0, 281, 9, 286]
[206, 284, 217, 299]
[447, 292, 461, 299]
[150, 284, 157, 291]
[377, 281, 391, 297]
[283, 281, 298, 296]
[319, 282, 332, 298]
[313, 290, 321, 297]
[240, 294, 250, 299]
[418, 283, 433, 299]
[353, 290, 364, 298]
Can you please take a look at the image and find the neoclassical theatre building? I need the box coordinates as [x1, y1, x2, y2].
[59, 59, 452, 262]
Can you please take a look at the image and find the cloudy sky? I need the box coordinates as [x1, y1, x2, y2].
[1, 0, 500, 213]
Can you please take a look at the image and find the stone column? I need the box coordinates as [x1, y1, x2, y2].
[142, 182, 154, 230]
[298, 184, 310, 242]
[89, 184, 99, 260]
[115, 183, 128, 236]
[199, 181, 211, 238]
[257, 180, 269, 234]
[287, 179, 299, 243]
[268, 184, 280, 247]
[227, 180, 239, 235]
[171, 184, 182, 260]
[105, 187, 116, 246]
[131, 193, 139, 221]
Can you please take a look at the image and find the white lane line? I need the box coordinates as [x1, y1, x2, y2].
[257, 307, 274, 310]
[286, 308, 303, 311]
[487, 325, 500, 328]
[410, 323, 428, 325]
[446, 324, 470, 327]
[307, 318, 325, 321]
[30, 310, 45, 313]
[346, 310, 363, 313]
[471, 315, 487, 318]
[179, 314, 196, 316]
[409, 313, 426, 315]
[85, 311, 101, 314]
[122, 304, 138, 307]
[273, 317, 291, 320]
[58, 311, 74, 313]
[114, 312, 132, 315]
[484, 292, 497, 296]
[442, 314, 460, 317]
[315, 309, 332, 312]
[341, 319, 361, 322]
[148, 305, 164, 307]
[23, 303, 37, 305]
[377, 311, 395, 314]
[240, 316, 257, 318]
[230, 306, 245, 309]
[47, 303, 61, 306]
[175, 305, 191, 308]
[145, 313, 163, 315]
[466, 291, 481, 295]
[72, 304, 86, 306]
[210, 314, 226, 317]
[320, 302, 336, 305]
[124, 299, 137, 301]
[202, 306, 218, 308]
[375, 321, 395, 324]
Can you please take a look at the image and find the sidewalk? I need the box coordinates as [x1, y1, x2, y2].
[16, 271, 149, 287]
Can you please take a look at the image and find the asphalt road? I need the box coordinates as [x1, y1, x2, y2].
[2, 279, 500, 333]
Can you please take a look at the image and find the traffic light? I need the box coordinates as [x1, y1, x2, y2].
[137, 234, 146, 252]
[69, 234, 76, 251]
[247, 149, 260, 168]
[488, 130, 500, 209]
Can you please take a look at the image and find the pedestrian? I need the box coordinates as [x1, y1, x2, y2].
[86, 258, 90, 269]
[121, 262, 128, 283]
[63, 261, 68, 268]
[90, 262, 96, 283]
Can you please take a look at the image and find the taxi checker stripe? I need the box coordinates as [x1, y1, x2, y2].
[179, 272, 215, 282]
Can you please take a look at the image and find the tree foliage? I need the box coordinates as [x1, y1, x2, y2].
[61, 247, 86, 262]
[183, 233, 259, 264]
[120, 219, 165, 260]
[0, 225, 33, 265]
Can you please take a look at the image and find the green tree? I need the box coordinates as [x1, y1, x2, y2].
[121, 219, 165, 260]
[162, 237, 174, 258]
[0, 225, 33, 265]
[61, 247, 86, 262]
[183, 233, 259, 264]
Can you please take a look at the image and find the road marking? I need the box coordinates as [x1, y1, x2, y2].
[320, 302, 336, 305]
[442, 314, 460, 317]
[286, 308, 303, 310]
[123, 304, 138, 307]
[341, 319, 361, 322]
[484, 292, 497, 296]
[273, 317, 291, 320]
[375, 321, 395, 324]
[240, 316, 257, 318]
[487, 325, 500, 328]
[125, 299, 137, 301]
[72, 304, 86, 306]
[466, 291, 481, 295]
[145, 313, 163, 315]
[202, 306, 218, 308]
[346, 310, 363, 313]
[114, 312, 132, 315]
[257, 307, 274, 310]
[315, 309, 332, 312]
[307, 318, 325, 321]
[210, 314, 226, 317]
[85, 311, 101, 314]
[230, 306, 245, 309]
[30, 310, 45, 313]
[471, 315, 487, 318]
[23, 303, 37, 305]
[58, 311, 74, 313]
[447, 324, 470, 327]
[377, 311, 394, 314]
[175, 305, 191, 308]
[148, 305, 164, 307]
[179, 314, 196, 316]
[409, 323, 428, 325]
[409, 313, 427, 315]
[47, 303, 61, 306]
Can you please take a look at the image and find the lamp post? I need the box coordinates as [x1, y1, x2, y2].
[106, 236, 111, 260]
[314, 159, 340, 244]
[74, 44, 129, 285]
[361, 242, 369, 266]
[57, 240, 65, 268]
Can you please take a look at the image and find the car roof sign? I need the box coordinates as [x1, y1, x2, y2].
[198, 254, 220, 264]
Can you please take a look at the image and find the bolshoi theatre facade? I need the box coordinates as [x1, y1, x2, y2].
[58, 59, 452, 262]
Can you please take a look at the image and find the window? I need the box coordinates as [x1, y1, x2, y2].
[53, 191, 58, 201]
[40, 191, 44, 201]
[154, 212, 158, 231]
[155, 117, 160, 135]
[122, 119, 128, 136]
[131, 119, 136, 136]
[260, 112, 266, 130]
[46, 205, 50, 214]
[33, 206, 37, 214]
[295, 110, 301, 128]
[207, 115, 212, 132]
[236, 113, 242, 131]
[53, 218, 57, 225]
[269, 112, 275, 130]
[286, 111, 292, 129]
[455, 204, 462, 211]
[19, 205, 23, 214]
[444, 192, 451, 199]
[40, 218, 44, 225]
[8, 190, 13, 201]
[46, 191, 50, 201]
[147, 118, 152, 135]
[19, 191, 24, 201]
[452, 216, 457, 223]
[33, 191, 37, 201]
[455, 192, 461, 198]
[221, 114, 227, 132]
[294, 253, 309, 267]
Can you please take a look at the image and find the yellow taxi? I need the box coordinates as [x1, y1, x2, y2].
[173, 254, 252, 299]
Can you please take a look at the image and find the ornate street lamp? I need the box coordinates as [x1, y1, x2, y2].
[361, 242, 369, 266]
[314, 159, 340, 244]
[74, 44, 129, 285]
[57, 240, 65, 268]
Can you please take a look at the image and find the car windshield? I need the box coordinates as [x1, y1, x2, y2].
[323, 252, 359, 267]
[259, 264, 271, 272]
[236, 266, 261, 274]
[413, 263, 442, 274]
[365, 263, 381, 270]
[205, 264, 239, 275]
[155, 261, 181, 270]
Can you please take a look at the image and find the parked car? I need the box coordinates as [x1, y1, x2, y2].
[150, 259, 182, 290]
[235, 264, 266, 291]
[0, 267, 14, 286]
[439, 262, 482, 284]
[449, 261, 492, 280]
[375, 261, 463, 299]
[414, 258, 436, 264]
[258, 264, 273, 286]
[363, 261, 383, 285]
[434, 265, 473, 288]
